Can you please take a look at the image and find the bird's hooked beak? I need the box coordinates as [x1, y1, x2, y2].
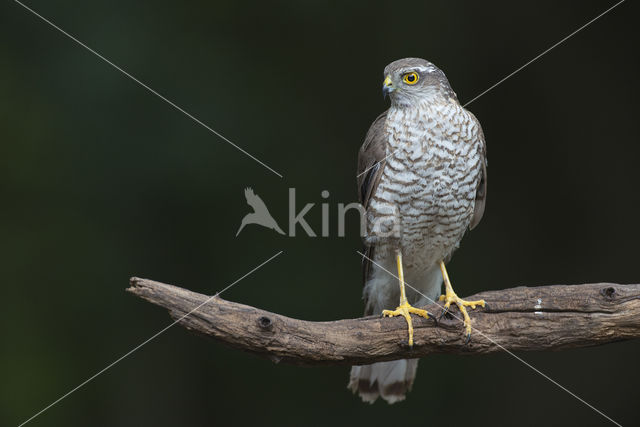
[382, 75, 394, 99]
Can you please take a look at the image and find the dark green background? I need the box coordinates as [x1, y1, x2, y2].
[2, 1, 638, 426]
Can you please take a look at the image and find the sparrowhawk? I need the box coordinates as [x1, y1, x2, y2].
[349, 58, 487, 404]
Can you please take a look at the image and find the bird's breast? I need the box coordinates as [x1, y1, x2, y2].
[370, 102, 482, 264]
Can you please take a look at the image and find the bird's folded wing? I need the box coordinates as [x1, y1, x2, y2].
[357, 111, 388, 314]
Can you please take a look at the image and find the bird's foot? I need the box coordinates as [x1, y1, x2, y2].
[438, 290, 485, 343]
[382, 302, 430, 347]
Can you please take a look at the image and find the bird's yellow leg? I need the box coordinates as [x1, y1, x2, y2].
[438, 260, 485, 341]
[382, 250, 430, 346]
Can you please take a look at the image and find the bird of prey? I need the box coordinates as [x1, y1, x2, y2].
[236, 187, 285, 236]
[349, 58, 487, 404]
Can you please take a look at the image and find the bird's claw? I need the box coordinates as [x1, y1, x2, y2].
[381, 302, 430, 347]
[438, 304, 450, 321]
[438, 290, 485, 343]
[464, 331, 471, 345]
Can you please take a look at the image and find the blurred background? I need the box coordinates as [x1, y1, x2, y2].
[2, 0, 638, 425]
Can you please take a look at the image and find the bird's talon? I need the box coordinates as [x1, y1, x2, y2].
[438, 275, 485, 341]
[381, 301, 429, 347]
[438, 306, 449, 321]
[431, 313, 439, 326]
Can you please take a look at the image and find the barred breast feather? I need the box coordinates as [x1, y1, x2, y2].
[370, 99, 485, 268]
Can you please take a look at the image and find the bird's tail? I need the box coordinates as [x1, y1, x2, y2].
[348, 359, 418, 404]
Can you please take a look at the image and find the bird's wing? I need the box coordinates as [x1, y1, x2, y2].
[244, 187, 269, 213]
[357, 111, 388, 209]
[468, 113, 487, 231]
[357, 111, 388, 314]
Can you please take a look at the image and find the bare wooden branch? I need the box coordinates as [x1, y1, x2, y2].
[127, 277, 640, 366]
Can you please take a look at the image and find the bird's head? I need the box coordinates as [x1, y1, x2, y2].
[382, 58, 455, 107]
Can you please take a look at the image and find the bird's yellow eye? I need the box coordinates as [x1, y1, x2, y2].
[402, 72, 419, 85]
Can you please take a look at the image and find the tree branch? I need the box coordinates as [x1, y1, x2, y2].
[127, 277, 640, 366]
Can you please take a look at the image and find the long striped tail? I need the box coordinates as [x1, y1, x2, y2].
[348, 359, 418, 404]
